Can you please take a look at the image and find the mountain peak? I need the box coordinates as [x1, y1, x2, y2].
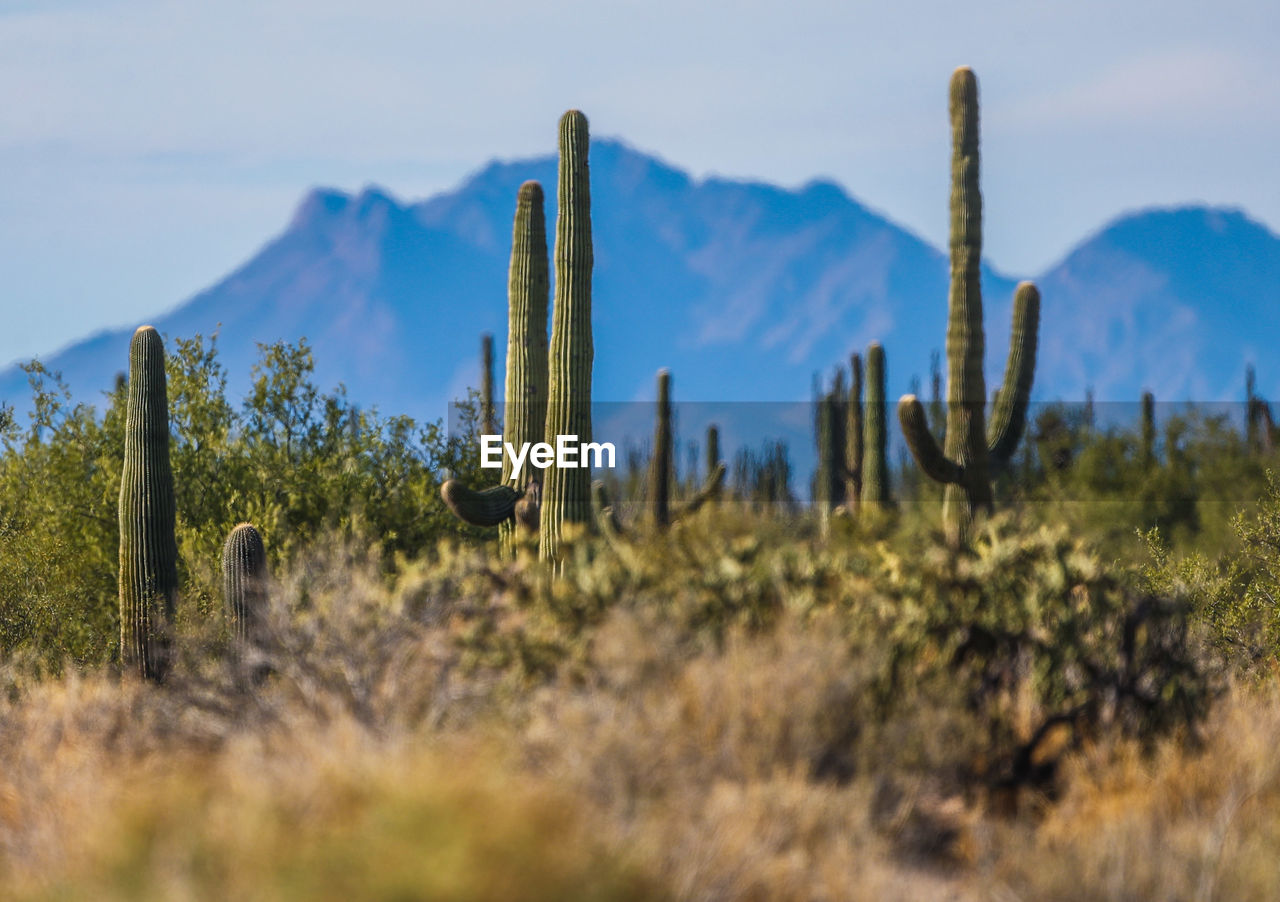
[290, 187, 351, 228]
[3, 140, 1278, 422]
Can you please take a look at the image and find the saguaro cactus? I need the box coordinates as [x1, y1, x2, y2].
[846, 353, 864, 513]
[480, 333, 496, 438]
[897, 67, 1040, 546]
[441, 181, 549, 543]
[1140, 390, 1156, 470]
[118, 325, 179, 681]
[650, 369, 674, 527]
[862, 342, 890, 509]
[594, 370, 725, 536]
[540, 110, 595, 562]
[705, 424, 721, 492]
[222, 522, 267, 644]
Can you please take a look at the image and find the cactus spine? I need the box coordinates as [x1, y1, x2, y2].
[897, 67, 1040, 546]
[222, 522, 267, 644]
[118, 325, 178, 681]
[441, 181, 549, 543]
[540, 110, 594, 562]
[862, 342, 890, 508]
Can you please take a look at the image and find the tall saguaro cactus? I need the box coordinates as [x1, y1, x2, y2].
[862, 342, 890, 509]
[897, 67, 1041, 546]
[222, 522, 267, 644]
[118, 325, 179, 681]
[540, 110, 594, 562]
[441, 181, 550, 545]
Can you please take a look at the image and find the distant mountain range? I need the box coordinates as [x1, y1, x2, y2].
[5, 139, 1280, 431]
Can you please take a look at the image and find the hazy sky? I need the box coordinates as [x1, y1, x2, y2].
[2, 0, 1277, 366]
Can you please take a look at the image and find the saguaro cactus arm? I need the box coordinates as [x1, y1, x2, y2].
[898, 395, 963, 485]
[441, 481, 522, 527]
[676, 462, 726, 518]
[592, 481, 623, 536]
[986, 282, 1041, 462]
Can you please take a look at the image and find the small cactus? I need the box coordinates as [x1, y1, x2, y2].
[222, 522, 267, 644]
[845, 353, 864, 513]
[650, 369, 674, 527]
[480, 333, 496, 438]
[705, 425, 721, 492]
[118, 325, 179, 681]
[595, 369, 725, 537]
[861, 342, 890, 509]
[897, 67, 1040, 546]
[1141, 390, 1156, 470]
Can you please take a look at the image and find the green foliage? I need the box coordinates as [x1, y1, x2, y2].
[398, 509, 1214, 784]
[0, 334, 486, 673]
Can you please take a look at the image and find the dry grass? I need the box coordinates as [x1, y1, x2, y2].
[990, 681, 1280, 901]
[0, 521, 1269, 900]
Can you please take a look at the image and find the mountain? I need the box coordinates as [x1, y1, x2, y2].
[3, 141, 1278, 442]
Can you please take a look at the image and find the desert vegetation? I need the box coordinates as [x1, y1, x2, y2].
[2, 72, 1279, 900]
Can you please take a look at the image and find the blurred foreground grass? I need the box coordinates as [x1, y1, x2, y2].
[1, 504, 1278, 900]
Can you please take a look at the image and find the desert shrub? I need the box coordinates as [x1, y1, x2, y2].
[0, 335, 487, 672]
[993, 683, 1280, 901]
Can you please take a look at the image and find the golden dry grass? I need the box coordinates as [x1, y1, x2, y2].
[0, 520, 1271, 900]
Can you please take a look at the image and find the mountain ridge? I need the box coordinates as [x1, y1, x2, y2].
[3, 139, 1276, 426]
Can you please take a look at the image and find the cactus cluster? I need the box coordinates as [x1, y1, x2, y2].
[897, 67, 1040, 547]
[593, 369, 725, 535]
[118, 325, 179, 682]
[815, 342, 891, 525]
[441, 111, 594, 564]
[116, 326, 274, 678]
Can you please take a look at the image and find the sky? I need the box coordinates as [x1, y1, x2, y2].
[2, 0, 1277, 367]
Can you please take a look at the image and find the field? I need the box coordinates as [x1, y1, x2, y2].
[3, 342, 1280, 900]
